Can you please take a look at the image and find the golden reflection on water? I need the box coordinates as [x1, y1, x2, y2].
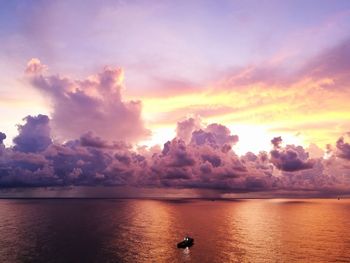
[123, 199, 350, 262]
[231, 199, 350, 262]
[1, 199, 350, 262]
[182, 247, 191, 262]
[122, 200, 176, 262]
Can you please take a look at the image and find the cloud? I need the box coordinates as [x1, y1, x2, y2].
[13, 115, 52, 153]
[220, 38, 350, 90]
[148, 122, 275, 191]
[0, 132, 6, 145]
[204, 123, 239, 146]
[79, 131, 130, 150]
[300, 38, 350, 89]
[270, 137, 315, 172]
[2, 117, 258, 191]
[190, 123, 239, 149]
[271, 136, 282, 148]
[7, 50, 350, 192]
[0, 133, 5, 157]
[26, 59, 150, 143]
[0, 113, 350, 196]
[336, 135, 350, 160]
[176, 116, 202, 143]
[25, 58, 47, 74]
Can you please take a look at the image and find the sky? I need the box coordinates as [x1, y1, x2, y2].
[0, 0, 350, 197]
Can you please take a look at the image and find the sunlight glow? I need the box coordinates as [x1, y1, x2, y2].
[228, 124, 305, 155]
[139, 126, 176, 148]
[138, 123, 305, 156]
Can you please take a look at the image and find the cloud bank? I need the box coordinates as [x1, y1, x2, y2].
[1, 112, 349, 196]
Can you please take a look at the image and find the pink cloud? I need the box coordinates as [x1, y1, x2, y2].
[0, 115, 349, 196]
[26, 59, 150, 143]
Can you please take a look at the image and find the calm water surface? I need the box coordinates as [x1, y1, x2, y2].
[0, 198, 349, 262]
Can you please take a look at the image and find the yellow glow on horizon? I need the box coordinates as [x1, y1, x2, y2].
[139, 75, 350, 152]
[229, 124, 305, 155]
[138, 125, 176, 148]
[229, 125, 273, 155]
[138, 122, 306, 156]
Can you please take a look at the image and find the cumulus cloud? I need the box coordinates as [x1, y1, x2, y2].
[146, 122, 276, 192]
[271, 136, 282, 148]
[79, 131, 130, 150]
[25, 58, 47, 74]
[336, 135, 350, 160]
[13, 115, 52, 153]
[0, 113, 349, 196]
[176, 116, 202, 143]
[26, 59, 150, 143]
[270, 137, 315, 172]
[204, 123, 239, 146]
[190, 123, 238, 149]
[0, 132, 6, 144]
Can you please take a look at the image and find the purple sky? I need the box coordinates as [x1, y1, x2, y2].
[0, 0, 350, 197]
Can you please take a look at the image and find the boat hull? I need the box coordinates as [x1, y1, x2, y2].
[177, 238, 194, 248]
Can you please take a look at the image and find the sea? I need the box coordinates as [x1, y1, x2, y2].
[0, 198, 349, 263]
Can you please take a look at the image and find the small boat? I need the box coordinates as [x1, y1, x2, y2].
[177, 236, 194, 248]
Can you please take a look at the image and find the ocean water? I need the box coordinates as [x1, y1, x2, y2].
[0, 198, 349, 263]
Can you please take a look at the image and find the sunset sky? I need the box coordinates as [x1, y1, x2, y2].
[0, 0, 350, 196]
